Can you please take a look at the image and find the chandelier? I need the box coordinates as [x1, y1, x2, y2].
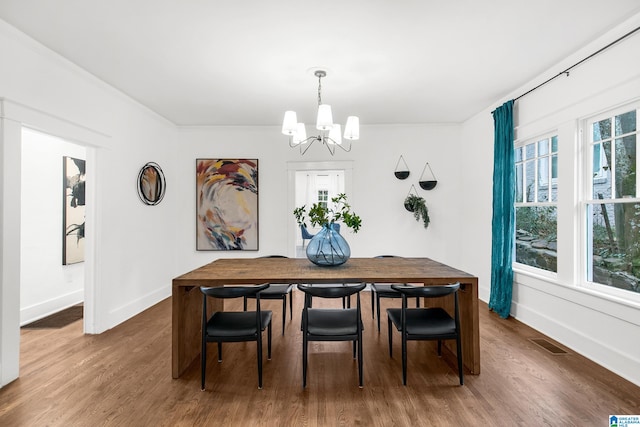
[282, 70, 360, 155]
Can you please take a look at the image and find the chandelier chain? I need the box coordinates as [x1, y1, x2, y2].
[317, 74, 322, 106]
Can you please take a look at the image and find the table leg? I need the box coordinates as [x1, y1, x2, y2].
[422, 280, 480, 374]
[172, 283, 222, 378]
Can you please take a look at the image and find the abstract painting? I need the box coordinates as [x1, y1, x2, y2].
[196, 159, 258, 250]
[63, 156, 85, 264]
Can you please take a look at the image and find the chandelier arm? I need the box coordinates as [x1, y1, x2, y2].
[335, 141, 352, 153]
[325, 141, 335, 155]
[288, 135, 317, 149]
[324, 136, 353, 153]
[300, 136, 322, 156]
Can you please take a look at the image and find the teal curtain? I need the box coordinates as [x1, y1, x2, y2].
[489, 100, 515, 318]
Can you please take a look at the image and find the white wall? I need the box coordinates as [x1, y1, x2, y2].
[458, 14, 640, 386]
[0, 19, 178, 385]
[171, 124, 463, 277]
[20, 128, 86, 325]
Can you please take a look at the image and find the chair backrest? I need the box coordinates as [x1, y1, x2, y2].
[300, 225, 314, 239]
[201, 283, 270, 299]
[391, 283, 459, 299]
[298, 283, 366, 299]
[260, 255, 287, 259]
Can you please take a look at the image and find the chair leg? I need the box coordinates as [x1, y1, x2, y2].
[388, 317, 393, 358]
[401, 334, 407, 386]
[201, 340, 207, 391]
[243, 296, 248, 311]
[457, 336, 464, 385]
[376, 294, 381, 332]
[289, 291, 293, 320]
[302, 335, 308, 388]
[357, 335, 363, 388]
[416, 297, 420, 308]
[257, 332, 263, 390]
[281, 296, 286, 335]
[218, 342, 223, 362]
[268, 322, 272, 360]
[370, 289, 375, 319]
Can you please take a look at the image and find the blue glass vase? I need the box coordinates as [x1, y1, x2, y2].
[306, 224, 351, 267]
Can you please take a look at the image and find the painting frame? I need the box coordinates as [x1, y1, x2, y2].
[137, 162, 166, 206]
[196, 158, 259, 251]
[63, 156, 86, 265]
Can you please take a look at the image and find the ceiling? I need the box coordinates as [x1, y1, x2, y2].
[1, 1, 639, 127]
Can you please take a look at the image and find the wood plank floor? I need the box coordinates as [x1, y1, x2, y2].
[1, 291, 639, 426]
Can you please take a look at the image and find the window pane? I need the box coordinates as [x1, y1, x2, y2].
[593, 143, 601, 175]
[525, 160, 535, 202]
[538, 158, 549, 202]
[587, 202, 640, 293]
[614, 135, 636, 198]
[515, 206, 557, 273]
[551, 154, 558, 202]
[615, 110, 636, 136]
[593, 141, 612, 199]
[525, 143, 536, 160]
[538, 139, 549, 156]
[515, 146, 523, 162]
[516, 163, 523, 203]
[593, 118, 611, 142]
[551, 135, 558, 153]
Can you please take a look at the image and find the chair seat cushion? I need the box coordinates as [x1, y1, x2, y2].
[387, 307, 456, 336]
[206, 311, 272, 337]
[306, 308, 358, 336]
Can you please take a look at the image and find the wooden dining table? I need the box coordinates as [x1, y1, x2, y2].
[172, 257, 480, 379]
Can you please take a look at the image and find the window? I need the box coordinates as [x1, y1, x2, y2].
[515, 134, 558, 273]
[317, 189, 328, 209]
[585, 105, 639, 294]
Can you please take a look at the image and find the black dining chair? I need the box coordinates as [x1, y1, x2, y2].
[387, 283, 463, 386]
[200, 284, 273, 391]
[244, 255, 294, 335]
[298, 283, 366, 388]
[370, 255, 421, 332]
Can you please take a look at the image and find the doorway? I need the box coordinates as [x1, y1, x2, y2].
[20, 128, 86, 327]
[287, 161, 353, 258]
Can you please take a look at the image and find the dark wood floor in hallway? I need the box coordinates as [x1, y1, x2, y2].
[1, 291, 639, 426]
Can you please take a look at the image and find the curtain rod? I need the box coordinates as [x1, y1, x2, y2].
[505, 25, 640, 104]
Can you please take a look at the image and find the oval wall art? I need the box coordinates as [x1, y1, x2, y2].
[137, 162, 166, 205]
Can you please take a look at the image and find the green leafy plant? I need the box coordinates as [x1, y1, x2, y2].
[293, 193, 362, 233]
[404, 194, 430, 229]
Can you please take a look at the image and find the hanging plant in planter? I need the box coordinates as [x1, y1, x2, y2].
[404, 194, 430, 229]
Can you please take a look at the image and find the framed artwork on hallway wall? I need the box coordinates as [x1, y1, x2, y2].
[196, 158, 259, 251]
[63, 156, 86, 264]
[137, 161, 166, 205]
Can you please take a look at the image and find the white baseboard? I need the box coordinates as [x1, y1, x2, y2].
[20, 289, 84, 326]
[98, 284, 171, 333]
[511, 300, 640, 387]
